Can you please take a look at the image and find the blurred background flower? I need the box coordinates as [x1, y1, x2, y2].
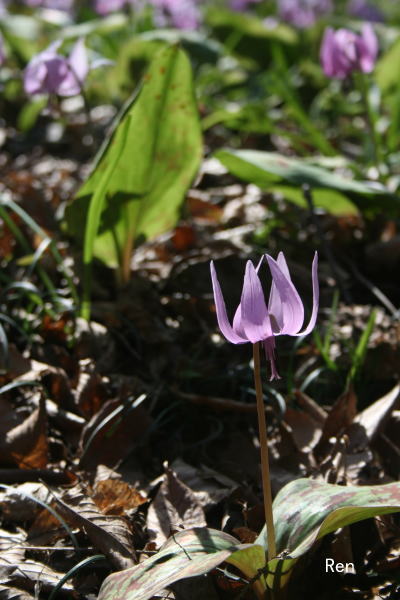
[320, 24, 378, 78]
[347, 0, 385, 22]
[278, 0, 332, 28]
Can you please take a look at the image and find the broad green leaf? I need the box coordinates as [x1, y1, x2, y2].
[269, 185, 359, 216]
[138, 29, 222, 65]
[97, 528, 249, 600]
[64, 44, 202, 316]
[257, 478, 400, 589]
[375, 37, 400, 94]
[215, 148, 398, 214]
[96, 479, 400, 599]
[206, 6, 297, 48]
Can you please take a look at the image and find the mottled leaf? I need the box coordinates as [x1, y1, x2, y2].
[258, 478, 400, 588]
[97, 528, 248, 600]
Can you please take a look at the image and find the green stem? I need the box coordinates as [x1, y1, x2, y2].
[357, 72, 383, 179]
[253, 342, 276, 562]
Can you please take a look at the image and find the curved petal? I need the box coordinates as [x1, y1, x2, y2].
[210, 261, 247, 344]
[240, 261, 272, 343]
[233, 255, 264, 338]
[266, 254, 304, 335]
[68, 38, 89, 83]
[292, 252, 319, 336]
[268, 252, 291, 332]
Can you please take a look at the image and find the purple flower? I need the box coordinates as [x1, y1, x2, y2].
[25, 0, 73, 10]
[152, 0, 201, 30]
[24, 38, 89, 96]
[210, 252, 319, 380]
[320, 24, 378, 79]
[230, 0, 261, 11]
[278, 0, 332, 28]
[347, 0, 384, 23]
[94, 0, 126, 14]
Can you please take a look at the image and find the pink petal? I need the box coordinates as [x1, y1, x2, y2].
[266, 254, 304, 335]
[240, 261, 273, 343]
[320, 28, 336, 78]
[292, 252, 319, 336]
[68, 38, 89, 84]
[232, 256, 264, 338]
[268, 252, 291, 332]
[210, 261, 247, 344]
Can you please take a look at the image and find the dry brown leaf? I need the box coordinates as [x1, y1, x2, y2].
[0, 529, 27, 564]
[170, 458, 237, 508]
[284, 408, 322, 452]
[92, 479, 147, 515]
[315, 385, 357, 457]
[53, 483, 136, 570]
[146, 463, 207, 547]
[0, 559, 74, 595]
[79, 398, 151, 470]
[0, 483, 51, 522]
[0, 396, 48, 469]
[6, 346, 74, 411]
[27, 505, 66, 546]
[0, 585, 35, 600]
[0, 528, 73, 594]
[355, 383, 400, 442]
[73, 361, 108, 419]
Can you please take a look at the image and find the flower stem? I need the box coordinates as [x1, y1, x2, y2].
[253, 342, 276, 562]
[357, 72, 384, 181]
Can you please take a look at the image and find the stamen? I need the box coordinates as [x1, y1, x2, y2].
[263, 337, 281, 381]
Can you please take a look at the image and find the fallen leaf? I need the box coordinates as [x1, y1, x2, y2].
[92, 479, 147, 515]
[53, 483, 136, 570]
[284, 408, 322, 452]
[79, 397, 151, 470]
[0, 396, 48, 469]
[355, 383, 400, 442]
[0, 482, 51, 522]
[0, 585, 35, 599]
[147, 464, 207, 547]
[315, 385, 357, 457]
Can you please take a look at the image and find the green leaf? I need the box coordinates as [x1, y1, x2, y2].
[269, 185, 358, 216]
[96, 480, 400, 599]
[97, 528, 248, 600]
[258, 478, 400, 589]
[64, 44, 202, 315]
[375, 37, 400, 94]
[215, 148, 398, 214]
[18, 98, 48, 132]
[206, 6, 297, 51]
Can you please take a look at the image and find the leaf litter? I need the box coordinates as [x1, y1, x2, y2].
[1, 44, 400, 600]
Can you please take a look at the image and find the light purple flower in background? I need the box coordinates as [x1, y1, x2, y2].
[230, 0, 261, 12]
[151, 0, 201, 30]
[25, 0, 74, 10]
[210, 252, 319, 380]
[24, 38, 89, 96]
[320, 24, 378, 79]
[94, 0, 126, 15]
[278, 0, 332, 28]
[348, 0, 384, 23]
